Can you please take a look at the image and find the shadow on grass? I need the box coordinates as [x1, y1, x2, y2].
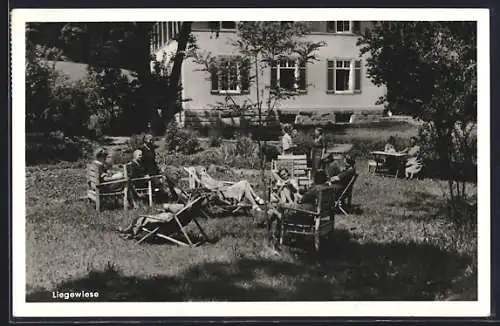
[387, 190, 445, 220]
[27, 230, 475, 302]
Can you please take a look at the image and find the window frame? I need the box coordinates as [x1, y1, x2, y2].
[210, 56, 249, 95]
[326, 21, 355, 34]
[326, 58, 362, 94]
[270, 57, 308, 94]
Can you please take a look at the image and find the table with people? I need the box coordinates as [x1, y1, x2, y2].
[370, 136, 423, 179]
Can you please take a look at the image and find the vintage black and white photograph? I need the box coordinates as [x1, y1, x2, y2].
[12, 8, 490, 318]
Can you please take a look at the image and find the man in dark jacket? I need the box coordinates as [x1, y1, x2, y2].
[140, 134, 178, 201]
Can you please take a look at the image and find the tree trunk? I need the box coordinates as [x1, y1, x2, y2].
[162, 22, 192, 127]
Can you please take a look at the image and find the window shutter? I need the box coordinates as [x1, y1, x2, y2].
[354, 60, 361, 92]
[353, 21, 361, 33]
[271, 66, 277, 89]
[327, 61, 334, 91]
[240, 59, 250, 93]
[298, 62, 307, 91]
[211, 68, 219, 92]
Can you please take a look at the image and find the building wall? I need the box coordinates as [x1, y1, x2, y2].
[180, 21, 386, 115]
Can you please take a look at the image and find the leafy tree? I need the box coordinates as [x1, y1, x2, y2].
[193, 21, 326, 245]
[358, 22, 477, 208]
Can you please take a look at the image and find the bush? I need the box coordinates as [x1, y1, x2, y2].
[261, 143, 280, 162]
[208, 128, 222, 147]
[26, 135, 93, 165]
[293, 131, 314, 156]
[164, 122, 200, 155]
[235, 135, 257, 158]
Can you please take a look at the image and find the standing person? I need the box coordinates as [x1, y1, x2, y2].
[140, 134, 178, 201]
[310, 127, 327, 176]
[281, 124, 296, 155]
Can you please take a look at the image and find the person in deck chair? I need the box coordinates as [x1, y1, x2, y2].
[140, 134, 178, 201]
[195, 167, 265, 212]
[266, 170, 330, 246]
[270, 167, 301, 204]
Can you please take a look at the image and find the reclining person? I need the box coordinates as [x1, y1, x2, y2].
[194, 167, 265, 212]
[118, 199, 201, 239]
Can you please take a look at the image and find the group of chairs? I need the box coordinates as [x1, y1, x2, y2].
[87, 162, 211, 247]
[86, 153, 357, 252]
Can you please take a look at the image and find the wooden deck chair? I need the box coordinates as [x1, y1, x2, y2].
[124, 163, 164, 207]
[87, 164, 130, 212]
[279, 186, 336, 252]
[136, 196, 209, 247]
[333, 173, 359, 216]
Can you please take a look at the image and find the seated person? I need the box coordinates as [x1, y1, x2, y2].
[270, 168, 301, 204]
[401, 136, 423, 178]
[92, 148, 125, 190]
[383, 136, 400, 174]
[327, 155, 356, 207]
[267, 170, 330, 243]
[195, 167, 265, 211]
[92, 148, 137, 208]
[141, 134, 178, 202]
[384, 136, 397, 153]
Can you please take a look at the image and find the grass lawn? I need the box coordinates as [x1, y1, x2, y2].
[25, 152, 477, 301]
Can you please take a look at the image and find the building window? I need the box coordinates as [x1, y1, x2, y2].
[209, 21, 237, 31]
[210, 57, 250, 94]
[326, 21, 361, 34]
[270, 58, 307, 93]
[327, 59, 362, 94]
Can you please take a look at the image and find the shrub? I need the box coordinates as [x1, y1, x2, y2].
[293, 131, 314, 156]
[164, 121, 200, 155]
[26, 135, 93, 165]
[235, 135, 257, 158]
[261, 143, 280, 162]
[208, 128, 222, 147]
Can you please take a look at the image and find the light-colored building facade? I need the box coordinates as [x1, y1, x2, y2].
[151, 21, 387, 125]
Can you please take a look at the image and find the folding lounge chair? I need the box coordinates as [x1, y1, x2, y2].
[183, 167, 252, 214]
[333, 173, 358, 216]
[135, 196, 209, 247]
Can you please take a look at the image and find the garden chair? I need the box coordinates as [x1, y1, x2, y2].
[278, 186, 336, 252]
[332, 173, 358, 216]
[124, 163, 165, 207]
[135, 195, 210, 247]
[271, 154, 312, 191]
[87, 164, 130, 212]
